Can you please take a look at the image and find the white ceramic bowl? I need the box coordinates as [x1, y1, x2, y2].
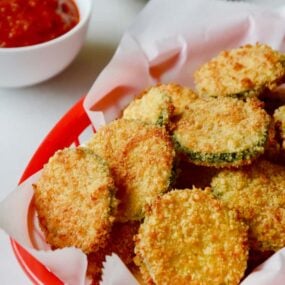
[0, 0, 92, 88]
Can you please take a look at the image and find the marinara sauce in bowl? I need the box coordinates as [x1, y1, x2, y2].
[0, 0, 92, 87]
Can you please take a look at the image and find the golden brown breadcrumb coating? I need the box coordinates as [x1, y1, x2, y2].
[153, 83, 198, 116]
[123, 86, 174, 126]
[173, 96, 270, 167]
[135, 189, 248, 285]
[86, 119, 175, 221]
[195, 43, 285, 98]
[33, 147, 117, 254]
[211, 160, 285, 251]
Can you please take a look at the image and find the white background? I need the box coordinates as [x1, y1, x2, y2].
[0, 0, 283, 284]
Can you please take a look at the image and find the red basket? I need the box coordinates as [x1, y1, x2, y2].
[11, 96, 92, 284]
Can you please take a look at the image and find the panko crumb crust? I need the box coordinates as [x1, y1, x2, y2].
[211, 160, 285, 252]
[123, 86, 174, 126]
[122, 83, 199, 127]
[33, 147, 117, 254]
[135, 189, 248, 285]
[194, 44, 285, 98]
[173, 96, 270, 167]
[86, 119, 175, 221]
[152, 83, 199, 116]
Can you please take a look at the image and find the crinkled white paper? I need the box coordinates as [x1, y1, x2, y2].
[100, 254, 138, 285]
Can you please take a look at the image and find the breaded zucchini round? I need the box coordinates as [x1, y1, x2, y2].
[134, 189, 248, 285]
[86, 119, 175, 221]
[153, 83, 199, 116]
[173, 96, 270, 167]
[123, 86, 174, 126]
[33, 147, 117, 254]
[274, 105, 285, 150]
[211, 160, 285, 252]
[194, 44, 285, 98]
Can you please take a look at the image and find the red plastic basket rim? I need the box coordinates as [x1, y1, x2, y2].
[11, 96, 91, 285]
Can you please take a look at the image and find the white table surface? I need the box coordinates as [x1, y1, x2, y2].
[0, 0, 146, 284]
[0, 0, 283, 284]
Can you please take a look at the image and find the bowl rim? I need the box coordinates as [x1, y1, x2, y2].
[0, 0, 92, 53]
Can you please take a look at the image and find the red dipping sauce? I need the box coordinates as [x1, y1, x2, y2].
[0, 0, 80, 48]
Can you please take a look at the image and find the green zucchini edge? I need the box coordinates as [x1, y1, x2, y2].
[172, 130, 268, 167]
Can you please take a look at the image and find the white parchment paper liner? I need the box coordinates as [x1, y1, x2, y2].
[2, 0, 285, 284]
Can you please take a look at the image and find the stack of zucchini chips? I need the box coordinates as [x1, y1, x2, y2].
[33, 44, 285, 285]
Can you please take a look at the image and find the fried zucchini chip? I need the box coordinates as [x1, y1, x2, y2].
[134, 189, 248, 285]
[123, 86, 174, 126]
[123, 84, 198, 125]
[173, 96, 270, 167]
[195, 44, 285, 98]
[211, 160, 285, 252]
[154, 83, 199, 116]
[33, 147, 117, 254]
[86, 119, 175, 221]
